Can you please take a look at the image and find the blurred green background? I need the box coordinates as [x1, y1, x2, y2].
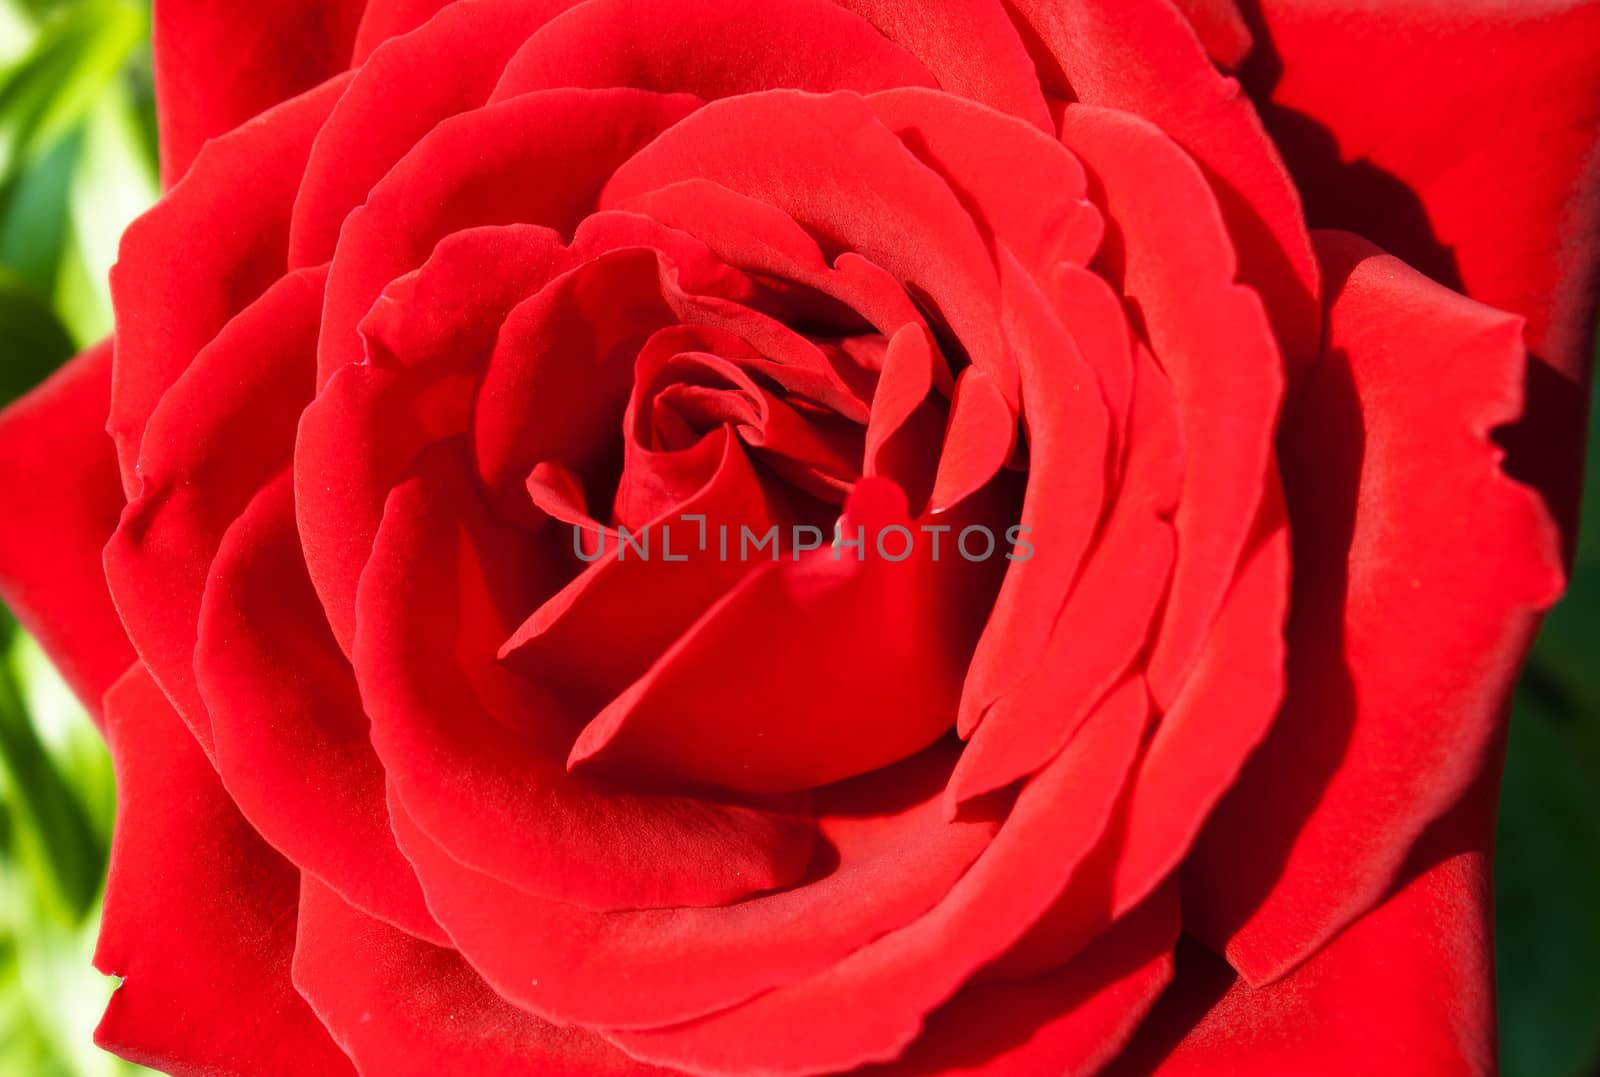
[2, 0, 154, 1071]
[0, 1, 1595, 1074]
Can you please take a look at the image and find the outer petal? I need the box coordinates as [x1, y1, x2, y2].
[110, 75, 347, 495]
[1170, 0, 1252, 68]
[1115, 802, 1498, 1076]
[1182, 232, 1562, 984]
[293, 877, 670, 1076]
[197, 473, 443, 943]
[93, 665, 354, 1076]
[317, 87, 698, 385]
[1243, 0, 1600, 543]
[1244, 0, 1600, 383]
[990, 500, 1289, 978]
[862, 887, 1180, 1077]
[0, 343, 132, 719]
[290, 0, 580, 268]
[105, 267, 326, 759]
[352, 0, 463, 61]
[385, 751, 997, 1031]
[606, 679, 1151, 1075]
[152, 0, 363, 183]
[1005, 0, 1320, 371]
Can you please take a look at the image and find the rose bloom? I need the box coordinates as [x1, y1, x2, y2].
[1, 0, 1597, 1074]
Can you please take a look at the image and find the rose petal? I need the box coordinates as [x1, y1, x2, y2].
[1007, 0, 1320, 373]
[110, 75, 347, 496]
[986, 505, 1288, 979]
[1114, 816, 1496, 1075]
[302, 213, 746, 654]
[1244, 0, 1600, 545]
[950, 345, 1180, 806]
[864, 323, 948, 512]
[152, 0, 361, 183]
[299, 223, 572, 653]
[1059, 104, 1283, 708]
[93, 665, 353, 1075]
[1054, 268, 1136, 464]
[355, 442, 817, 910]
[472, 243, 755, 518]
[1171, 0, 1253, 69]
[929, 367, 1016, 513]
[293, 876, 671, 1076]
[198, 473, 444, 944]
[867, 87, 1104, 278]
[0, 343, 132, 719]
[502, 434, 776, 719]
[318, 87, 698, 385]
[1181, 231, 1562, 984]
[955, 247, 1114, 738]
[864, 886, 1179, 1077]
[624, 333, 865, 506]
[603, 90, 1019, 407]
[568, 478, 1005, 795]
[386, 746, 999, 1030]
[105, 267, 325, 759]
[1245, 0, 1600, 385]
[607, 677, 1150, 1075]
[352, 0, 462, 61]
[491, 0, 937, 100]
[830, 0, 1053, 131]
[1104, 495, 1290, 916]
[612, 179, 926, 340]
[291, 0, 579, 267]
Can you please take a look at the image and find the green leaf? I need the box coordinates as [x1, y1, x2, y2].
[0, 0, 146, 177]
[8, 634, 115, 842]
[0, 632, 105, 926]
[1521, 341, 1600, 713]
[1497, 340, 1600, 1077]
[0, 2, 33, 69]
[0, 264, 72, 405]
[1496, 682, 1600, 1077]
[0, 623, 136, 1076]
[54, 77, 154, 343]
[0, 128, 79, 298]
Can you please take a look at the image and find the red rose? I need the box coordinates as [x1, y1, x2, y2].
[1, 1, 1596, 1073]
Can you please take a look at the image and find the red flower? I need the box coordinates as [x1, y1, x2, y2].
[2, 1, 1596, 1073]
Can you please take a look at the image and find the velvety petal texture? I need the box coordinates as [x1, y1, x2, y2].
[1245, 0, 1600, 383]
[1183, 232, 1563, 984]
[152, 0, 364, 183]
[93, 666, 353, 1075]
[294, 877, 668, 1076]
[1243, 0, 1600, 543]
[0, 343, 132, 719]
[0, 0, 1586, 1074]
[1117, 798, 1501, 1076]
